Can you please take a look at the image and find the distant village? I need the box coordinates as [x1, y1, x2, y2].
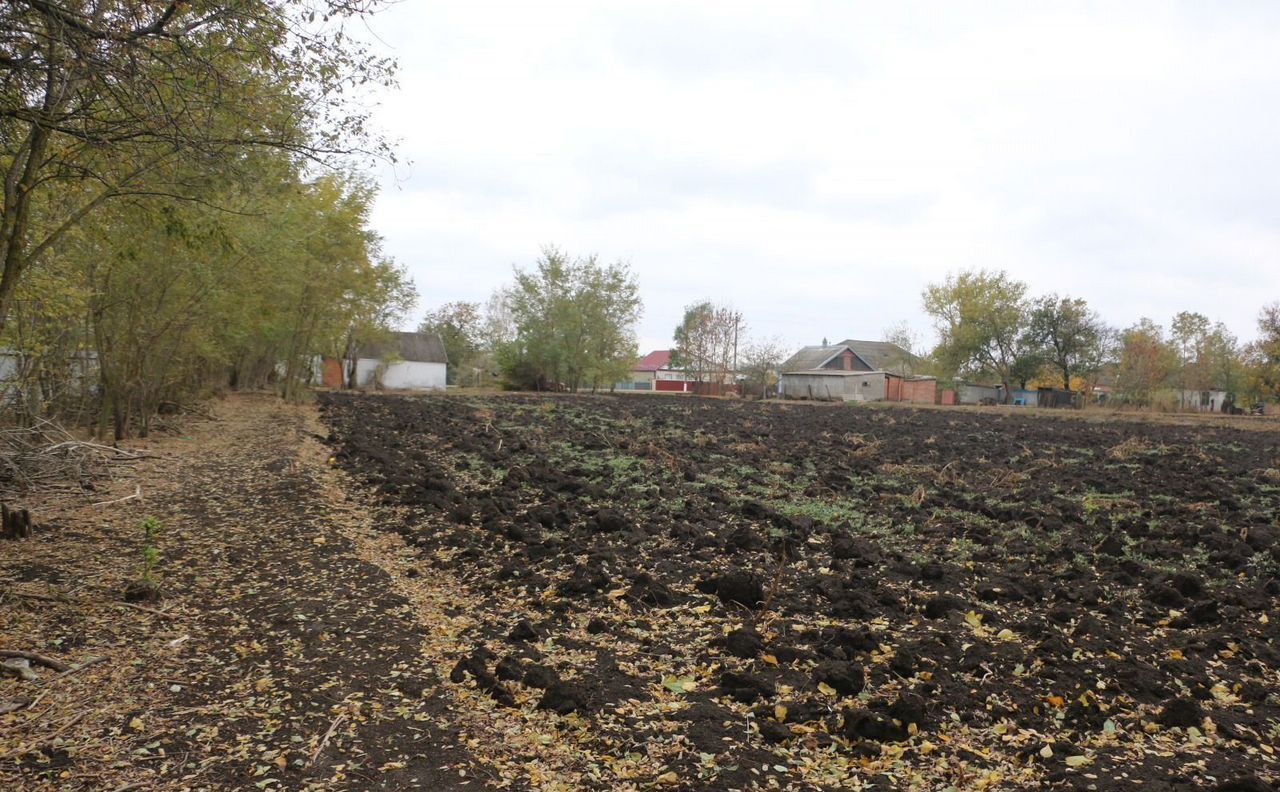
[326, 330, 1256, 413]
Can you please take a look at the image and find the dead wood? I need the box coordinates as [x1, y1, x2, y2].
[0, 417, 149, 494]
[0, 649, 71, 672]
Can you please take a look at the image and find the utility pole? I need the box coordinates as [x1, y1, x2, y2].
[732, 313, 739, 375]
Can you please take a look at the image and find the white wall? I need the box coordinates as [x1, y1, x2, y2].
[353, 358, 446, 390]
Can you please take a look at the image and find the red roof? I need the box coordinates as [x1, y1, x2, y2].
[634, 349, 672, 372]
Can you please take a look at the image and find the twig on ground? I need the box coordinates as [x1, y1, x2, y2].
[7, 590, 70, 603]
[115, 602, 175, 618]
[309, 712, 348, 767]
[92, 484, 142, 507]
[0, 649, 71, 672]
[24, 656, 109, 711]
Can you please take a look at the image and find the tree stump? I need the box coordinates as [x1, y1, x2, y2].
[1, 503, 33, 539]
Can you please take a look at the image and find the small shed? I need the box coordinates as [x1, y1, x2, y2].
[781, 370, 886, 401]
[1178, 389, 1229, 412]
[957, 382, 1004, 405]
[886, 375, 938, 404]
[1037, 388, 1080, 409]
[781, 370, 936, 403]
[352, 332, 448, 390]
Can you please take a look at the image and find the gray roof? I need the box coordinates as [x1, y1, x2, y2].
[835, 339, 916, 371]
[356, 331, 448, 364]
[779, 345, 845, 372]
[779, 339, 915, 373]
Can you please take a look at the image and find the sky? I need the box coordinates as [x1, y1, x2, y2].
[352, 0, 1280, 355]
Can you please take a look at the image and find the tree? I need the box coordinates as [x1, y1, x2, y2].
[420, 301, 482, 385]
[0, 0, 395, 334]
[922, 270, 1029, 402]
[881, 321, 920, 376]
[1114, 318, 1177, 406]
[1244, 302, 1280, 404]
[672, 301, 743, 386]
[497, 247, 641, 392]
[739, 337, 787, 399]
[1163, 312, 1247, 409]
[5, 156, 415, 438]
[1023, 295, 1108, 390]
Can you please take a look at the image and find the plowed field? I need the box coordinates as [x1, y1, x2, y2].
[320, 393, 1280, 791]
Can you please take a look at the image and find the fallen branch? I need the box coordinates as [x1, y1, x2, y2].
[7, 590, 70, 603]
[92, 484, 142, 508]
[115, 602, 176, 619]
[309, 711, 348, 766]
[0, 649, 71, 672]
[24, 656, 109, 711]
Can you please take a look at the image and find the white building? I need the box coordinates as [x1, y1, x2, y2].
[352, 332, 447, 390]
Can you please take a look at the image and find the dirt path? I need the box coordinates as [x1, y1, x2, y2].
[2, 394, 482, 790]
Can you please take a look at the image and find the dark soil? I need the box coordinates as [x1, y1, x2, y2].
[319, 392, 1280, 790]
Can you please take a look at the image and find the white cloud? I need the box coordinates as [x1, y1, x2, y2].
[355, 0, 1280, 352]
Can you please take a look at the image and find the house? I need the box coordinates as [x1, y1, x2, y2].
[780, 339, 918, 376]
[779, 340, 935, 402]
[618, 349, 696, 392]
[349, 331, 448, 390]
[617, 349, 720, 393]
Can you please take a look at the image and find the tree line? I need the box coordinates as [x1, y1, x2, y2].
[1, 1, 413, 437]
[920, 269, 1278, 408]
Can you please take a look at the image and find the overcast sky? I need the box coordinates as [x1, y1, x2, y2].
[355, 0, 1280, 354]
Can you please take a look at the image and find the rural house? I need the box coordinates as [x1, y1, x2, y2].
[348, 331, 448, 390]
[617, 349, 702, 393]
[779, 340, 935, 403]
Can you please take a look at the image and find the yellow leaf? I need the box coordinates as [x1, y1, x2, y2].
[1064, 755, 1091, 767]
[761, 654, 778, 666]
[656, 771, 679, 785]
[817, 682, 838, 697]
[255, 677, 272, 692]
[1167, 649, 1184, 661]
[129, 717, 144, 731]
[774, 705, 787, 722]
[964, 611, 984, 629]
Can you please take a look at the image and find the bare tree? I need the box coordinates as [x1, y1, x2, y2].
[672, 301, 743, 387]
[739, 337, 787, 399]
[881, 321, 920, 376]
